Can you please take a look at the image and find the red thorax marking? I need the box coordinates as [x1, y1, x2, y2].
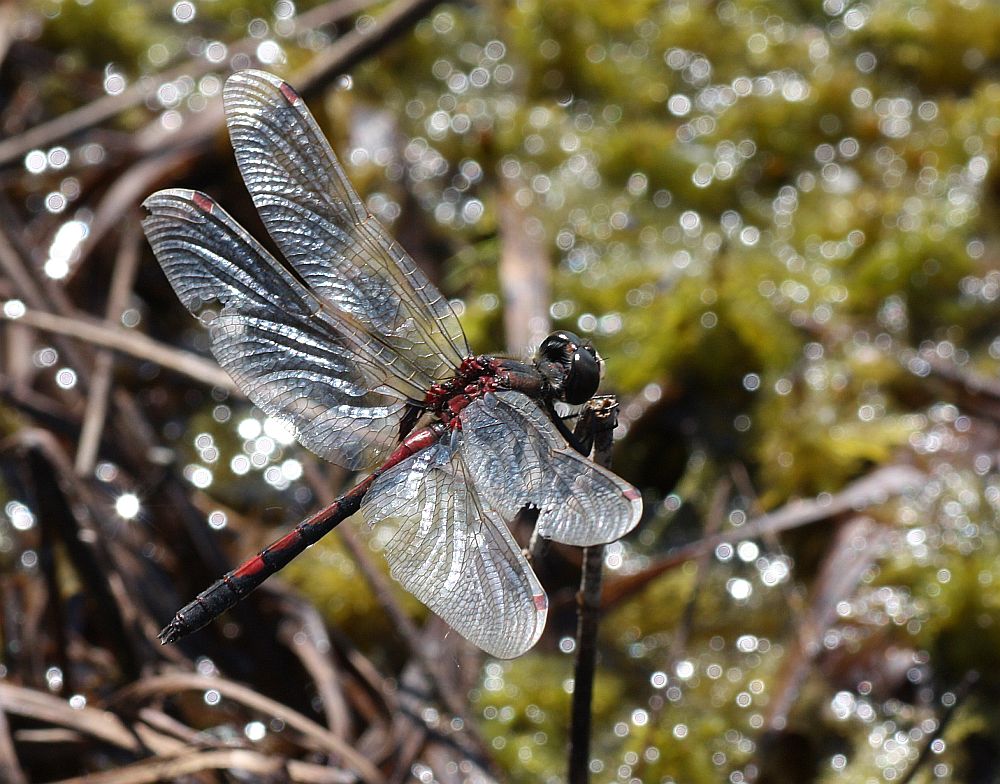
[423, 356, 503, 428]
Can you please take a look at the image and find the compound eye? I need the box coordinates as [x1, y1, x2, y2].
[562, 341, 601, 404]
[538, 331, 601, 404]
[539, 331, 574, 363]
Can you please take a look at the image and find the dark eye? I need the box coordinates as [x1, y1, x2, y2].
[537, 331, 603, 404]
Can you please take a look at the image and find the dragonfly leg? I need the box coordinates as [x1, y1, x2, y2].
[544, 399, 591, 455]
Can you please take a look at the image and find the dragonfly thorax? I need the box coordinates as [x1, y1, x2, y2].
[424, 356, 503, 427]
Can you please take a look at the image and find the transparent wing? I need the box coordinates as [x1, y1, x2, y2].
[223, 69, 470, 389]
[362, 440, 547, 658]
[460, 391, 643, 546]
[142, 188, 414, 471]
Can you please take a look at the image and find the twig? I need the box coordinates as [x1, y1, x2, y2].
[568, 396, 620, 784]
[0, 382, 79, 434]
[0, 195, 79, 328]
[294, 0, 444, 94]
[325, 624, 399, 727]
[0, 194, 98, 413]
[273, 591, 354, 740]
[497, 175, 551, 354]
[127, 721, 188, 757]
[569, 545, 603, 784]
[762, 515, 891, 732]
[897, 671, 979, 784]
[600, 464, 925, 609]
[1, 428, 151, 676]
[0, 204, 49, 312]
[0, 0, 376, 168]
[0, 682, 142, 754]
[134, 707, 215, 747]
[10, 729, 86, 745]
[75, 222, 143, 476]
[114, 672, 386, 783]
[50, 748, 357, 784]
[0, 306, 237, 391]
[392, 654, 497, 784]
[0, 197, 174, 476]
[0, 699, 28, 784]
[302, 460, 477, 736]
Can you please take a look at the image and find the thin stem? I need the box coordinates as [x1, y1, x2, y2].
[568, 396, 619, 784]
[897, 670, 978, 784]
[0, 0, 376, 168]
[0, 307, 236, 392]
[75, 222, 142, 476]
[600, 464, 924, 610]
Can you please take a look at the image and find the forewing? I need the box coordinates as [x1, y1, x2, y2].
[142, 188, 412, 470]
[460, 391, 643, 546]
[362, 441, 547, 658]
[223, 69, 470, 388]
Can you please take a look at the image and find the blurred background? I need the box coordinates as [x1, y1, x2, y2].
[1, 0, 1000, 782]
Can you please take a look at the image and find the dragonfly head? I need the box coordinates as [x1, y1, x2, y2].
[536, 331, 604, 405]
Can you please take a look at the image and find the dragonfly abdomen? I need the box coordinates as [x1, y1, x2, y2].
[158, 424, 445, 644]
[158, 490, 369, 644]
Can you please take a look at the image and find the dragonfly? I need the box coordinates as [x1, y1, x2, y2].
[142, 70, 642, 658]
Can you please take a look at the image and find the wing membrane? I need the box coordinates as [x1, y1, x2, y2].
[460, 391, 642, 546]
[142, 188, 413, 470]
[223, 69, 469, 387]
[362, 440, 547, 658]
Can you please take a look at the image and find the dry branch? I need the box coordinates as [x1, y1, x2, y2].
[600, 464, 924, 609]
[0, 0, 376, 168]
[762, 515, 891, 731]
[114, 673, 386, 783]
[51, 749, 358, 784]
[273, 591, 356, 740]
[75, 223, 143, 475]
[497, 176, 551, 354]
[0, 306, 237, 391]
[0, 683, 142, 754]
